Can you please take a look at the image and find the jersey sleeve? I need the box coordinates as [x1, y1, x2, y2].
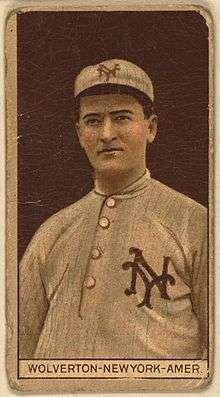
[19, 233, 49, 358]
[190, 206, 208, 357]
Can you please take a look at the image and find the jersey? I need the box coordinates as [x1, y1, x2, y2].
[19, 171, 207, 359]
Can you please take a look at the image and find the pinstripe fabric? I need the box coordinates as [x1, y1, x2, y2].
[19, 173, 207, 359]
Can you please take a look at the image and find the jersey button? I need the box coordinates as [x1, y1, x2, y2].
[98, 217, 110, 229]
[91, 247, 102, 259]
[84, 276, 96, 289]
[106, 197, 116, 208]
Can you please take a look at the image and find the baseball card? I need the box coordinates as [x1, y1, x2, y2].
[5, 2, 214, 393]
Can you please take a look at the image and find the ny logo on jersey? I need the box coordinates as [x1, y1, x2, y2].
[122, 247, 175, 309]
[97, 63, 120, 82]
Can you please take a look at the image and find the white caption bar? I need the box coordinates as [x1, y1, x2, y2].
[19, 359, 208, 379]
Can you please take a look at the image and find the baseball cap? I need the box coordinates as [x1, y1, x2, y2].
[74, 59, 154, 102]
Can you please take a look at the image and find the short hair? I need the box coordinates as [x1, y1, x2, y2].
[74, 84, 155, 122]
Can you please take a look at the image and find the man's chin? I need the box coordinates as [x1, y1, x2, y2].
[94, 162, 129, 177]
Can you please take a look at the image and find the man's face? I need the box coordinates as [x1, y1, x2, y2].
[76, 93, 157, 176]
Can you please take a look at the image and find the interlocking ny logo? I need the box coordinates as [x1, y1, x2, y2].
[97, 63, 120, 82]
[122, 247, 175, 309]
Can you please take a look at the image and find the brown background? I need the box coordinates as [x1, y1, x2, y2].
[17, 11, 209, 260]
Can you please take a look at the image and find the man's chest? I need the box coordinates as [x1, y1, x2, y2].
[42, 197, 191, 315]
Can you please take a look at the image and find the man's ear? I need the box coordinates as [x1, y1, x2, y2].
[145, 114, 158, 144]
[75, 122, 84, 148]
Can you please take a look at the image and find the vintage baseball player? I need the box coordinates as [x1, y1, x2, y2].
[19, 59, 207, 360]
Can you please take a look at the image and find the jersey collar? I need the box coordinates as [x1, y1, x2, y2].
[94, 169, 151, 199]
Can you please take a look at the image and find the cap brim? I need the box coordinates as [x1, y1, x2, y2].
[75, 83, 153, 105]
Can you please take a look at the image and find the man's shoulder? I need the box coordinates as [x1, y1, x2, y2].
[147, 178, 207, 229]
[152, 178, 206, 211]
[43, 191, 93, 226]
[26, 191, 94, 254]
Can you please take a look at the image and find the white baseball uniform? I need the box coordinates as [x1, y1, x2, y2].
[19, 171, 207, 359]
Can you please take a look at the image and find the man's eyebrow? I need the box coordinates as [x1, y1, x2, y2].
[110, 109, 134, 115]
[82, 109, 134, 120]
[82, 112, 101, 120]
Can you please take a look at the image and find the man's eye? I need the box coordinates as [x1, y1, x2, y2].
[115, 115, 131, 121]
[86, 119, 101, 126]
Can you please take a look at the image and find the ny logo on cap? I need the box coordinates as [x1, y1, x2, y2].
[97, 63, 120, 82]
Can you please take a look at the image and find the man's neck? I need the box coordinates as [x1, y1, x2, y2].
[94, 168, 147, 195]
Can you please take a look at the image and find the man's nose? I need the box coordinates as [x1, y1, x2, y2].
[100, 117, 117, 142]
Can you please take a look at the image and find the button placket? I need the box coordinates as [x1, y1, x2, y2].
[90, 198, 117, 267]
[97, 197, 116, 230]
[81, 197, 117, 314]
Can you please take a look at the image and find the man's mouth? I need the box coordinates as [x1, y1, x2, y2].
[98, 148, 123, 154]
